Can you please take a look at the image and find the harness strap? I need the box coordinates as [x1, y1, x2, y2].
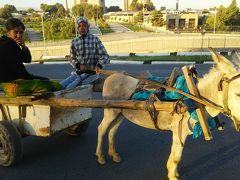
[222, 80, 231, 115]
[145, 96, 160, 130]
[178, 114, 185, 147]
[218, 73, 240, 131]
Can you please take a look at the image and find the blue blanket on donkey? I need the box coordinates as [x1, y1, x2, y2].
[131, 75, 216, 139]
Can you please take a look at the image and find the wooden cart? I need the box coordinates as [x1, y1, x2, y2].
[0, 85, 93, 166]
[0, 65, 215, 167]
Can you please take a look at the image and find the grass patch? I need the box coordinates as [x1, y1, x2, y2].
[120, 23, 151, 32]
[99, 27, 114, 34]
[33, 55, 231, 63]
[110, 55, 215, 62]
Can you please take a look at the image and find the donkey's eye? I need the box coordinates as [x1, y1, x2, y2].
[236, 92, 240, 96]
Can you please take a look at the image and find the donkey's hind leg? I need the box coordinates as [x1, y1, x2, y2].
[96, 109, 121, 165]
[167, 115, 190, 180]
[108, 115, 124, 163]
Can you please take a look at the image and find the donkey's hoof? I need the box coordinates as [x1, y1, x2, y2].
[169, 177, 179, 180]
[176, 171, 180, 177]
[96, 155, 106, 165]
[112, 154, 122, 163]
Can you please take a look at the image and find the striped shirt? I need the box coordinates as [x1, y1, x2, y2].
[69, 33, 110, 69]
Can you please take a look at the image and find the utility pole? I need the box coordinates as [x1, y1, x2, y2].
[142, 1, 145, 26]
[213, 11, 217, 34]
[65, 0, 69, 11]
[41, 12, 46, 55]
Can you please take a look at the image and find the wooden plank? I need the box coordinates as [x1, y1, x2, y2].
[0, 97, 175, 112]
[182, 66, 212, 140]
[41, 99, 175, 111]
[0, 96, 35, 103]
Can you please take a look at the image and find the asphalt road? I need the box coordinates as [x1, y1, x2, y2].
[1, 62, 240, 180]
[108, 22, 133, 33]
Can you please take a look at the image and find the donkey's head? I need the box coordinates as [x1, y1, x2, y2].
[209, 48, 240, 131]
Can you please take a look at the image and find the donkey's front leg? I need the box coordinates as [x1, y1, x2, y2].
[167, 125, 188, 180]
[95, 117, 108, 165]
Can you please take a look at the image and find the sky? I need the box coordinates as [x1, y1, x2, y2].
[0, 0, 239, 10]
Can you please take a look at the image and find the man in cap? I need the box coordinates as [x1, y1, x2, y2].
[60, 16, 110, 89]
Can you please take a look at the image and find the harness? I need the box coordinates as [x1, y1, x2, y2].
[95, 68, 240, 138]
[218, 73, 240, 131]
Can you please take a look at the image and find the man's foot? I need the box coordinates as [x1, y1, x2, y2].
[214, 116, 225, 131]
[217, 122, 225, 131]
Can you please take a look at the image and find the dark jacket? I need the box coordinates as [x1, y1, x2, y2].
[0, 35, 35, 82]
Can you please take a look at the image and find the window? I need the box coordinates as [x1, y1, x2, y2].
[168, 19, 175, 29]
[189, 19, 195, 29]
[179, 19, 185, 29]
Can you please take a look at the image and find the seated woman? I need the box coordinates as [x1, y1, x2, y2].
[0, 18, 61, 97]
[0, 18, 48, 82]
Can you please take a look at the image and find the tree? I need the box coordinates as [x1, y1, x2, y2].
[205, 0, 240, 31]
[217, 6, 229, 30]
[205, 15, 215, 29]
[134, 12, 143, 24]
[202, 9, 210, 14]
[3, 4, 17, 13]
[92, 5, 103, 22]
[205, 5, 228, 31]
[0, 8, 12, 19]
[84, 5, 94, 19]
[150, 10, 165, 30]
[71, 4, 86, 17]
[40, 3, 67, 18]
[129, 0, 142, 11]
[225, 0, 240, 25]
[40, 3, 49, 13]
[0, 4, 17, 19]
[27, 8, 35, 14]
[54, 3, 67, 18]
[71, 3, 103, 20]
[106, 6, 122, 12]
[143, 0, 155, 11]
[43, 19, 75, 40]
[130, 0, 155, 11]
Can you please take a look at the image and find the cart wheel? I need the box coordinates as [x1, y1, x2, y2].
[0, 121, 23, 167]
[65, 119, 90, 136]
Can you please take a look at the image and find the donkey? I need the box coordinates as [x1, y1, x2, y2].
[95, 49, 240, 180]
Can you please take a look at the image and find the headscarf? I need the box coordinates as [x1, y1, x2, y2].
[76, 16, 90, 29]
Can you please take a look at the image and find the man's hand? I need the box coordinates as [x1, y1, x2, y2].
[79, 64, 87, 71]
[95, 66, 101, 74]
[14, 37, 25, 47]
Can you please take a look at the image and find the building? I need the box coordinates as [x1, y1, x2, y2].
[124, 0, 129, 11]
[165, 12, 198, 30]
[104, 10, 199, 31]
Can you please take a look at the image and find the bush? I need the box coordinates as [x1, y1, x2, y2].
[0, 27, 5, 36]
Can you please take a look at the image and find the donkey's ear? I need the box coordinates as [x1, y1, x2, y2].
[209, 47, 238, 74]
[230, 50, 240, 68]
